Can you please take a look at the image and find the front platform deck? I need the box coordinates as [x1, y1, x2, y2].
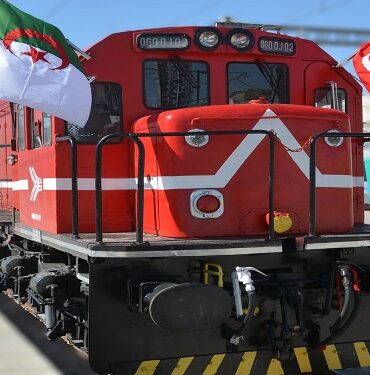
[14, 224, 283, 260]
[3, 209, 370, 259]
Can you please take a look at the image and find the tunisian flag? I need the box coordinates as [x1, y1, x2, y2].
[353, 42, 370, 93]
[0, 0, 91, 127]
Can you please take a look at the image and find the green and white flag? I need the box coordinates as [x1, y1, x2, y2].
[0, 0, 91, 127]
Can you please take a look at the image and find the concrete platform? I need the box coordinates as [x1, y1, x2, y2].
[0, 294, 95, 375]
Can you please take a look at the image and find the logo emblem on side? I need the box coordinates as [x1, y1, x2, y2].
[29, 167, 42, 202]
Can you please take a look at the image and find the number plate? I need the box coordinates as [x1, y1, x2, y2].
[137, 33, 190, 50]
[258, 37, 296, 55]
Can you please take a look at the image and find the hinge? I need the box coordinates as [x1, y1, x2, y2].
[356, 194, 363, 206]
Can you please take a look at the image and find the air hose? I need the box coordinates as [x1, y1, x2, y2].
[230, 266, 267, 346]
[317, 265, 360, 349]
[230, 290, 256, 346]
[318, 293, 360, 348]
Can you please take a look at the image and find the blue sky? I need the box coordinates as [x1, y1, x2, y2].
[8, 0, 370, 73]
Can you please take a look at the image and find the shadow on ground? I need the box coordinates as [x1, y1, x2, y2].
[0, 293, 96, 375]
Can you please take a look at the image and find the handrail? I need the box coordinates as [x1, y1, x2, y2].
[309, 132, 369, 236]
[56, 136, 79, 238]
[95, 130, 275, 245]
[95, 133, 145, 244]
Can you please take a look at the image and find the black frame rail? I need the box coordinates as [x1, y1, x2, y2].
[55, 136, 79, 238]
[309, 131, 369, 236]
[95, 130, 276, 244]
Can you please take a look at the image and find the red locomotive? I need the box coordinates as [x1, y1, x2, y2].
[0, 23, 370, 374]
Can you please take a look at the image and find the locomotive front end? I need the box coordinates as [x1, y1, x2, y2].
[133, 103, 354, 237]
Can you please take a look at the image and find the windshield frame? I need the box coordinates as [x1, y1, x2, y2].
[142, 58, 210, 110]
[226, 61, 290, 105]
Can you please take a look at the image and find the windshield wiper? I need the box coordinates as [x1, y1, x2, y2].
[255, 59, 281, 103]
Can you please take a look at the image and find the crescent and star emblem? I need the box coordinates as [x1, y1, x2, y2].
[2, 28, 70, 70]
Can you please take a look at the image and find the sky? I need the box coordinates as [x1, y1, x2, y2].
[7, 0, 370, 79]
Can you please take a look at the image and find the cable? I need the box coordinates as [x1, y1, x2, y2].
[282, 0, 356, 24]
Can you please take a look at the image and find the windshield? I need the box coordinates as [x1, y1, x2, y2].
[144, 59, 209, 109]
[228, 62, 289, 104]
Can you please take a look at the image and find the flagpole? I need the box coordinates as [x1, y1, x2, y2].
[335, 52, 356, 68]
[66, 39, 91, 60]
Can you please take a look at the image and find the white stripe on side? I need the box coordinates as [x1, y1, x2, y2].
[1, 109, 365, 192]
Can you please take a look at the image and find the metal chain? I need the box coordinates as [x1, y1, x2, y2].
[270, 129, 313, 153]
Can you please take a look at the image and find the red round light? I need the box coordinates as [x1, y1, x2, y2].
[196, 195, 220, 213]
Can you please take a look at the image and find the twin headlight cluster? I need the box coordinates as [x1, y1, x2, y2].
[195, 27, 254, 52]
[137, 28, 254, 52]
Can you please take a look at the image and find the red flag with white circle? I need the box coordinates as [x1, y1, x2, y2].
[353, 42, 370, 93]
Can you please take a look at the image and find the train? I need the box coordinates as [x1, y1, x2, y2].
[1, 22, 370, 374]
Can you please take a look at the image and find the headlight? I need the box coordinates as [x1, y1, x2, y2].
[324, 129, 344, 148]
[185, 129, 209, 147]
[195, 28, 221, 50]
[227, 29, 254, 51]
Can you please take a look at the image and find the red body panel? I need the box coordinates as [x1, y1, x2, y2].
[0, 26, 364, 237]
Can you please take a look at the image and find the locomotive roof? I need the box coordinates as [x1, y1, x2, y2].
[84, 25, 335, 63]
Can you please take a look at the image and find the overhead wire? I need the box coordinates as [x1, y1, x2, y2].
[168, 0, 223, 25]
[42, 0, 72, 21]
[283, 0, 356, 23]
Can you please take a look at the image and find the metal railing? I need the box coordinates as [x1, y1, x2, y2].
[309, 132, 369, 236]
[95, 130, 276, 244]
[55, 136, 79, 238]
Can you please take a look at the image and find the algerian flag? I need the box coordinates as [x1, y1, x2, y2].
[0, 0, 91, 127]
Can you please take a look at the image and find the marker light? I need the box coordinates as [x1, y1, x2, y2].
[227, 29, 254, 51]
[185, 129, 209, 147]
[265, 211, 293, 233]
[195, 28, 221, 50]
[324, 129, 343, 148]
[190, 190, 224, 218]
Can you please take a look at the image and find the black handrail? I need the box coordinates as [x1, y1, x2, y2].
[309, 132, 369, 236]
[95, 130, 275, 245]
[56, 136, 79, 238]
[95, 133, 145, 244]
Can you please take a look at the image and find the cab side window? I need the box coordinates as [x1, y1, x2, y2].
[67, 82, 122, 143]
[17, 105, 25, 150]
[315, 88, 347, 112]
[42, 112, 52, 146]
[30, 109, 42, 149]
